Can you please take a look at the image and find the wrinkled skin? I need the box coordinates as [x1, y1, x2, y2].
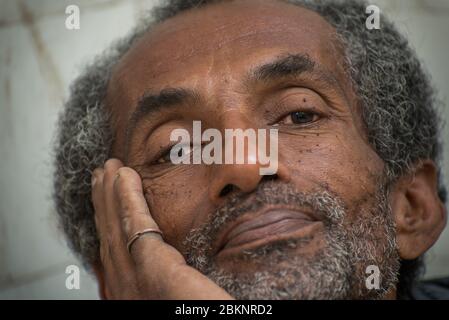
[91, 0, 446, 299]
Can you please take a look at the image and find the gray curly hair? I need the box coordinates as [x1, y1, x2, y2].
[53, 0, 445, 298]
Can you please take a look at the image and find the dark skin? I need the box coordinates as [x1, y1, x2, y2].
[91, 0, 447, 299]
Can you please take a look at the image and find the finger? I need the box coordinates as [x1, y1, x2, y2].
[92, 168, 114, 268]
[99, 159, 140, 297]
[103, 159, 131, 249]
[103, 158, 124, 224]
[103, 159, 135, 261]
[91, 168, 105, 242]
[113, 167, 163, 250]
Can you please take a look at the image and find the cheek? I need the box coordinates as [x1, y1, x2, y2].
[140, 166, 212, 250]
[280, 128, 384, 203]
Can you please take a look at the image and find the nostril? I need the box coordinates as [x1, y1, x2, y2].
[262, 174, 278, 181]
[219, 184, 234, 197]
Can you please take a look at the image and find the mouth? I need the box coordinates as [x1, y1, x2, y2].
[214, 206, 322, 256]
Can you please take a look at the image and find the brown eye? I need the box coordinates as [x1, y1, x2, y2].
[156, 151, 172, 164]
[156, 145, 185, 164]
[155, 144, 193, 165]
[278, 111, 320, 125]
[289, 111, 318, 124]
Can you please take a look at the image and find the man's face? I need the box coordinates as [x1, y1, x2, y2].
[106, 0, 399, 298]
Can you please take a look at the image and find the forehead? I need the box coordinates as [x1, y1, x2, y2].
[107, 0, 344, 121]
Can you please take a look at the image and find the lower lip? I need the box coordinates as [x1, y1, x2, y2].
[218, 210, 322, 254]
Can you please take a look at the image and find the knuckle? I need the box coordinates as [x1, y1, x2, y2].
[104, 236, 119, 263]
[106, 244, 115, 264]
[99, 243, 109, 265]
[121, 216, 132, 234]
[120, 195, 148, 218]
[106, 230, 116, 245]
[118, 188, 138, 207]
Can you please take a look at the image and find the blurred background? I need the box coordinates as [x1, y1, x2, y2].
[0, 0, 448, 299]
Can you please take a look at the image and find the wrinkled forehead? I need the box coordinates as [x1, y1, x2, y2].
[107, 0, 348, 131]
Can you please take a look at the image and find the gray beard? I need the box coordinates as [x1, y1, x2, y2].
[182, 180, 400, 299]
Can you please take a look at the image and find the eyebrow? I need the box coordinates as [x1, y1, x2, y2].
[125, 53, 340, 147]
[249, 53, 315, 83]
[247, 53, 340, 90]
[125, 87, 200, 147]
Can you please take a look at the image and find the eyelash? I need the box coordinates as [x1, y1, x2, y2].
[152, 143, 200, 165]
[270, 104, 323, 128]
[276, 110, 321, 126]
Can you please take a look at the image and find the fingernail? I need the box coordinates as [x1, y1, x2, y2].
[91, 175, 97, 185]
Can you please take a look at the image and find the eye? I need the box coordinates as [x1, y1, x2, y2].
[280, 111, 320, 125]
[155, 144, 191, 164]
[155, 151, 172, 165]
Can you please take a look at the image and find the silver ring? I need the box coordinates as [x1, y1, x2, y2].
[126, 228, 163, 254]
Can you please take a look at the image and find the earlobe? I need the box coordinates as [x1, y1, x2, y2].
[92, 263, 108, 300]
[391, 160, 447, 260]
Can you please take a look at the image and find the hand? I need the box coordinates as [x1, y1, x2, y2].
[91, 158, 233, 300]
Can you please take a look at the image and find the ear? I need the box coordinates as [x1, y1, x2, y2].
[390, 160, 447, 260]
[92, 263, 109, 300]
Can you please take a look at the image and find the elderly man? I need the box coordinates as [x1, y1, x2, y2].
[54, 0, 447, 299]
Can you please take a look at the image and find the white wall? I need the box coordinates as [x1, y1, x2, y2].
[0, 0, 448, 299]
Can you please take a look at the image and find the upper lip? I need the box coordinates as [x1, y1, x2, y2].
[213, 204, 320, 255]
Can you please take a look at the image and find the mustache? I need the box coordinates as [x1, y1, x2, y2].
[183, 180, 346, 259]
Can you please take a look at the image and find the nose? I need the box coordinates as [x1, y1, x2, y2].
[208, 113, 290, 205]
